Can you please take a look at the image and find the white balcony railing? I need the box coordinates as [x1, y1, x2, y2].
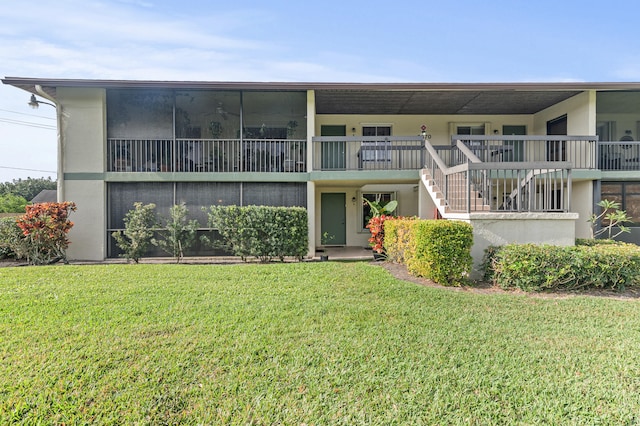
[107, 138, 307, 173]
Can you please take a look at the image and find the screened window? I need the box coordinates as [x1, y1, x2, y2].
[243, 183, 307, 207]
[107, 90, 173, 139]
[107, 182, 307, 257]
[601, 182, 640, 227]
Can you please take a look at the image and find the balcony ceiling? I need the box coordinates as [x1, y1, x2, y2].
[314, 90, 582, 115]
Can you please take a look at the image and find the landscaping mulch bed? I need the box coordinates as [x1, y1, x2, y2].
[378, 260, 640, 300]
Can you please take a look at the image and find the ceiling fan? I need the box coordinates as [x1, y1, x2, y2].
[215, 102, 239, 120]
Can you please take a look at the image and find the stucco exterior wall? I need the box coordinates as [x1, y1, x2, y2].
[571, 180, 594, 239]
[58, 88, 106, 173]
[533, 91, 595, 135]
[465, 213, 579, 279]
[57, 87, 107, 260]
[65, 180, 106, 260]
[316, 114, 535, 144]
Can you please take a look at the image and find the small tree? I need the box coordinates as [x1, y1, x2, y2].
[0, 193, 28, 213]
[112, 202, 157, 263]
[16, 202, 77, 265]
[152, 203, 199, 263]
[588, 199, 632, 239]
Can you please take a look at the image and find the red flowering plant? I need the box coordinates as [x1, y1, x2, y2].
[16, 201, 77, 265]
[364, 198, 398, 257]
[366, 214, 394, 254]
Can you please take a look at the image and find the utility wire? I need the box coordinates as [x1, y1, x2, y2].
[0, 108, 56, 120]
[0, 165, 56, 173]
[0, 117, 56, 130]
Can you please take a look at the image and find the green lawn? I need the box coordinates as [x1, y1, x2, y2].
[1, 262, 640, 424]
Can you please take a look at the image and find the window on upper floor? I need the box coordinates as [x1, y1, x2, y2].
[361, 125, 392, 162]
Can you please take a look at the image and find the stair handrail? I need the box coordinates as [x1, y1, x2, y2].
[423, 137, 574, 213]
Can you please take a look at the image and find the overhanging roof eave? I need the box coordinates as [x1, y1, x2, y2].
[4, 76, 640, 92]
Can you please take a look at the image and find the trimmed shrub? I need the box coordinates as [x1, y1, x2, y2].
[384, 218, 417, 264]
[405, 220, 474, 286]
[575, 238, 627, 247]
[204, 205, 308, 262]
[487, 243, 640, 291]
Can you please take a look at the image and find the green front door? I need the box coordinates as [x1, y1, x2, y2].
[321, 125, 346, 170]
[321, 193, 346, 245]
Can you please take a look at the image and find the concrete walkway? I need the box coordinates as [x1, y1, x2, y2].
[314, 246, 374, 261]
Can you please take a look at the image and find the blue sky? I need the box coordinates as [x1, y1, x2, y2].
[1, 0, 639, 184]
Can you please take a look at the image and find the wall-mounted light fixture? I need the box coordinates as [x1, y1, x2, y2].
[28, 94, 55, 109]
[351, 196, 357, 203]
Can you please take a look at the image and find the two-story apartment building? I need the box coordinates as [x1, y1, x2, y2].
[3, 77, 640, 273]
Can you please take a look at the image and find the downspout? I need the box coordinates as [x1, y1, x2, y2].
[34, 85, 65, 201]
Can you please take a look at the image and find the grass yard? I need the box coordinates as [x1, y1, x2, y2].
[1, 262, 640, 424]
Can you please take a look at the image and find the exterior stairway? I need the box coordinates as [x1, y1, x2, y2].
[421, 169, 491, 216]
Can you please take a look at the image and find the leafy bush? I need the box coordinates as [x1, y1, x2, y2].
[112, 202, 157, 263]
[0, 217, 27, 259]
[383, 218, 417, 264]
[575, 238, 627, 247]
[486, 243, 640, 291]
[203, 205, 308, 262]
[151, 203, 199, 263]
[0, 193, 28, 213]
[404, 220, 473, 286]
[16, 202, 77, 265]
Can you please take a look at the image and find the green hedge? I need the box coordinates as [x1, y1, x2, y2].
[384, 218, 417, 264]
[486, 243, 640, 291]
[204, 205, 308, 262]
[385, 219, 473, 286]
